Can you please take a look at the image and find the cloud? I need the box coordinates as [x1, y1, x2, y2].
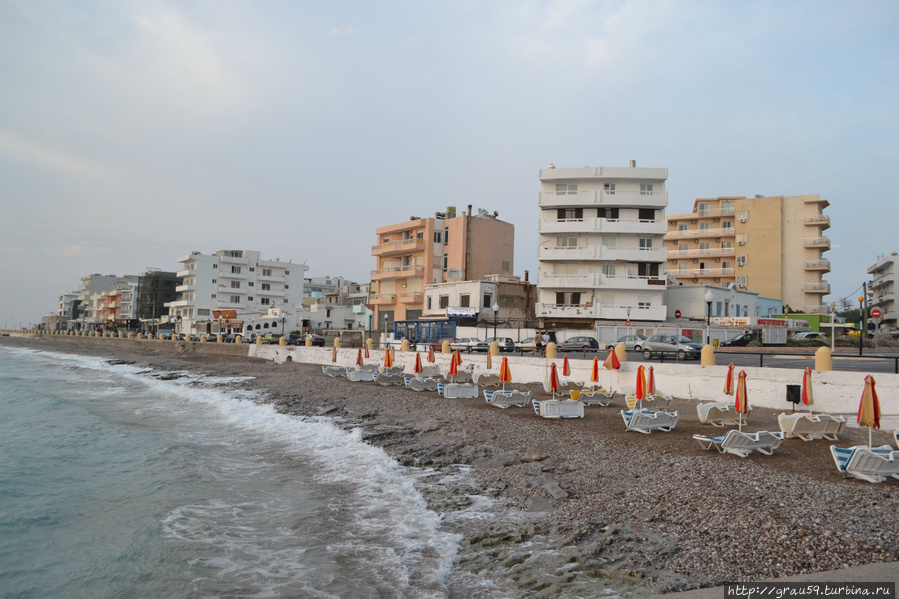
[0, 129, 114, 180]
[329, 25, 357, 37]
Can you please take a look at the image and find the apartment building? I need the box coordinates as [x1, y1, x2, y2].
[78, 274, 139, 330]
[868, 252, 898, 332]
[536, 162, 669, 329]
[422, 274, 536, 326]
[370, 209, 514, 329]
[665, 195, 831, 313]
[57, 291, 81, 319]
[166, 250, 307, 335]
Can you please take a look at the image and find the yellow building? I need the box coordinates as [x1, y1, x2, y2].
[370, 208, 514, 328]
[665, 195, 831, 313]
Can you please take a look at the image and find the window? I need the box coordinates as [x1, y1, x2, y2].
[231, 281, 241, 288]
[678, 224, 688, 232]
[416, 231, 423, 239]
[261, 283, 271, 291]
[553, 263, 578, 275]
[640, 183, 653, 195]
[715, 301, 722, 316]
[213, 264, 217, 269]
[722, 220, 733, 230]
[637, 263, 659, 277]
[598, 207, 619, 220]
[443, 254, 448, 269]
[678, 263, 688, 271]
[434, 232, 442, 243]
[601, 235, 617, 249]
[699, 262, 710, 271]
[555, 292, 581, 305]
[555, 183, 577, 195]
[211, 279, 216, 283]
[211, 294, 216, 298]
[444, 230, 449, 245]
[460, 294, 470, 307]
[603, 183, 616, 194]
[262, 268, 272, 276]
[556, 235, 578, 248]
[248, 281, 254, 287]
[231, 266, 241, 274]
[722, 241, 733, 249]
[483, 294, 492, 308]
[427, 296, 432, 310]
[285, 284, 289, 289]
[637, 300, 651, 309]
[198, 308, 210, 315]
[736, 256, 747, 266]
[230, 296, 240, 303]
[721, 261, 731, 269]
[698, 203, 709, 216]
[602, 264, 616, 276]
[699, 242, 710, 250]
[736, 210, 748, 222]
[736, 276, 747, 287]
[501, 260, 510, 272]
[285, 270, 289, 275]
[699, 222, 710, 231]
[721, 201, 734, 213]
[248, 296, 253, 301]
[261, 298, 270, 305]
[439, 295, 449, 309]
[639, 237, 653, 250]
[556, 208, 583, 221]
[249, 267, 255, 272]
[638, 208, 655, 221]
[678, 243, 688, 251]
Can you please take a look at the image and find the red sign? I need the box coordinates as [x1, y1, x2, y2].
[625, 320, 631, 326]
[871, 308, 882, 318]
[675, 310, 681, 319]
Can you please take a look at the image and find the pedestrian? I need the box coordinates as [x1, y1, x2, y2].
[535, 331, 544, 356]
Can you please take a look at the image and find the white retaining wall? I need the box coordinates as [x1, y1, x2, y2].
[250, 345, 899, 422]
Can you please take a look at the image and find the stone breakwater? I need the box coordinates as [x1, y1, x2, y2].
[4, 335, 899, 597]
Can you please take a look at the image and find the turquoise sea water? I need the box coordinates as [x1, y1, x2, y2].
[0, 347, 473, 598]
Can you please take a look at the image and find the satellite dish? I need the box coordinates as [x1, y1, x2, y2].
[446, 268, 463, 281]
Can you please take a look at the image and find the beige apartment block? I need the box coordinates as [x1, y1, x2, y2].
[665, 195, 831, 313]
[536, 162, 669, 329]
[370, 209, 514, 328]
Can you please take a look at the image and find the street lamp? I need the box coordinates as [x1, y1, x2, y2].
[858, 295, 865, 356]
[704, 290, 714, 345]
[281, 317, 286, 335]
[384, 313, 390, 350]
[492, 302, 499, 339]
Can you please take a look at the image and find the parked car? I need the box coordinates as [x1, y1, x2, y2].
[158, 331, 175, 340]
[642, 335, 703, 360]
[719, 332, 760, 347]
[480, 337, 516, 352]
[604, 335, 646, 351]
[429, 337, 456, 352]
[301, 334, 326, 347]
[793, 332, 827, 342]
[556, 336, 600, 352]
[204, 333, 221, 342]
[450, 337, 483, 351]
[516, 336, 538, 352]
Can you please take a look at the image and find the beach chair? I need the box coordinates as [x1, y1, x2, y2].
[358, 364, 379, 372]
[408, 377, 439, 392]
[533, 399, 584, 419]
[442, 370, 473, 384]
[419, 365, 441, 378]
[895, 430, 899, 450]
[484, 389, 533, 408]
[380, 365, 405, 375]
[645, 391, 673, 409]
[473, 372, 501, 387]
[569, 389, 614, 406]
[322, 366, 348, 378]
[620, 409, 679, 434]
[693, 430, 785, 458]
[437, 382, 479, 399]
[778, 413, 847, 442]
[375, 372, 406, 386]
[831, 445, 899, 483]
[346, 369, 376, 382]
[696, 402, 751, 427]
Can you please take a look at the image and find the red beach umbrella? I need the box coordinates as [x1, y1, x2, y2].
[562, 354, 571, 377]
[590, 357, 600, 387]
[647, 366, 656, 396]
[331, 346, 337, 363]
[383, 347, 393, 368]
[414, 352, 423, 374]
[548, 362, 560, 399]
[801, 367, 814, 411]
[448, 351, 458, 377]
[857, 375, 881, 447]
[734, 370, 749, 431]
[356, 348, 363, 367]
[723, 363, 735, 398]
[602, 348, 620, 370]
[636, 365, 646, 401]
[455, 348, 463, 365]
[498, 356, 512, 390]
[427, 345, 435, 363]
[364, 345, 370, 359]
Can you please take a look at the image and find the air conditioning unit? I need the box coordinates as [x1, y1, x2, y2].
[738, 240, 746, 245]
[692, 259, 698, 263]
[690, 220, 697, 224]
[715, 238, 720, 242]
[739, 218, 747, 223]
[715, 258, 720, 262]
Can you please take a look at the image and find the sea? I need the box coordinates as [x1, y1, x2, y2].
[0, 346, 512, 599]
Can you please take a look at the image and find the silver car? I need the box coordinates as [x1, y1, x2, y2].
[642, 335, 703, 360]
[605, 335, 646, 351]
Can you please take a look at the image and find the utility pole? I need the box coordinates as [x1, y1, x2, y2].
[858, 282, 867, 356]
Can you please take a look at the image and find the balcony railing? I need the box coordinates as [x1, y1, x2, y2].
[803, 282, 831, 294]
[668, 247, 735, 258]
[538, 189, 668, 208]
[664, 227, 734, 240]
[537, 303, 599, 319]
[805, 260, 831, 270]
[696, 206, 735, 218]
[804, 236, 831, 248]
[369, 294, 396, 305]
[371, 264, 425, 278]
[399, 291, 423, 303]
[371, 238, 424, 255]
[805, 214, 831, 226]
[665, 268, 735, 277]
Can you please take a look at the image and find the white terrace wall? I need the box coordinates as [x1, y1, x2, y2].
[250, 345, 899, 422]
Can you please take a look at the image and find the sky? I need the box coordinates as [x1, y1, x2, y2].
[1, 0, 897, 327]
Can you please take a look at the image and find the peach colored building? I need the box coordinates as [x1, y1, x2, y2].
[370, 209, 514, 328]
[665, 195, 831, 313]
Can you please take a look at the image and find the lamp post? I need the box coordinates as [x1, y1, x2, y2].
[281, 317, 286, 335]
[492, 302, 499, 340]
[705, 290, 714, 345]
[626, 306, 632, 335]
[858, 295, 865, 356]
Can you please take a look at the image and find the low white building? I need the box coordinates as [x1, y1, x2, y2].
[422, 275, 535, 328]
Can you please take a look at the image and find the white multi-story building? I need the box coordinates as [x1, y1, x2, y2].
[536, 162, 669, 329]
[868, 252, 898, 333]
[166, 250, 308, 335]
[57, 292, 81, 319]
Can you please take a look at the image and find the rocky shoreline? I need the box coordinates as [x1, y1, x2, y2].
[5, 335, 898, 597]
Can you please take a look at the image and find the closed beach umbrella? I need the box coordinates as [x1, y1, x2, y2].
[602, 348, 620, 370]
[635, 364, 647, 409]
[364, 345, 370, 359]
[647, 366, 656, 396]
[332, 346, 337, 363]
[455, 348, 463, 365]
[499, 356, 512, 390]
[590, 357, 600, 388]
[801, 367, 814, 412]
[548, 362, 560, 399]
[723, 362, 735, 398]
[562, 354, 571, 377]
[734, 370, 749, 431]
[857, 375, 881, 447]
[356, 348, 363, 368]
[448, 351, 459, 377]
[486, 350, 492, 370]
[427, 345, 435, 363]
[384, 347, 393, 368]
[414, 352, 423, 374]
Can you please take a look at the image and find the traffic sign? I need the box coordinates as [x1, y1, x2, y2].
[625, 320, 631, 326]
[675, 310, 681, 319]
[871, 308, 882, 319]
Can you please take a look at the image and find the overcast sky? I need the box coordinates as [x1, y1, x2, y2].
[2, 0, 897, 327]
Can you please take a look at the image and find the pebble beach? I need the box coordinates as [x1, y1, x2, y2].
[5, 335, 898, 597]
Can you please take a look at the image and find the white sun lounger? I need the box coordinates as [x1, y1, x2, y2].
[620, 409, 679, 434]
[437, 382, 479, 398]
[693, 430, 785, 458]
[533, 399, 584, 419]
[375, 372, 406, 386]
[380, 365, 405, 375]
[697, 402, 752, 427]
[346, 369, 376, 382]
[569, 389, 614, 406]
[645, 392, 673, 409]
[322, 366, 348, 377]
[358, 364, 379, 372]
[831, 445, 899, 483]
[442, 370, 473, 384]
[473, 372, 501, 387]
[407, 377, 439, 392]
[484, 389, 533, 408]
[778, 413, 847, 441]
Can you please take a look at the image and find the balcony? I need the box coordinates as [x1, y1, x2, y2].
[805, 259, 831, 271]
[176, 269, 192, 278]
[538, 245, 597, 261]
[175, 284, 195, 293]
[219, 253, 247, 265]
[805, 214, 831, 229]
[538, 217, 666, 235]
[664, 227, 735, 240]
[804, 236, 831, 248]
[257, 274, 286, 282]
[598, 305, 667, 321]
[371, 238, 425, 256]
[665, 268, 735, 277]
[538, 189, 668, 209]
[219, 286, 247, 295]
[537, 303, 599, 319]
[539, 273, 595, 288]
[371, 265, 425, 280]
[398, 291, 423, 304]
[369, 294, 396, 305]
[668, 247, 735, 259]
[598, 274, 667, 290]
[599, 247, 666, 263]
[256, 287, 281, 296]
[803, 282, 831, 294]
[219, 271, 247, 279]
[804, 304, 831, 314]
[696, 206, 735, 218]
